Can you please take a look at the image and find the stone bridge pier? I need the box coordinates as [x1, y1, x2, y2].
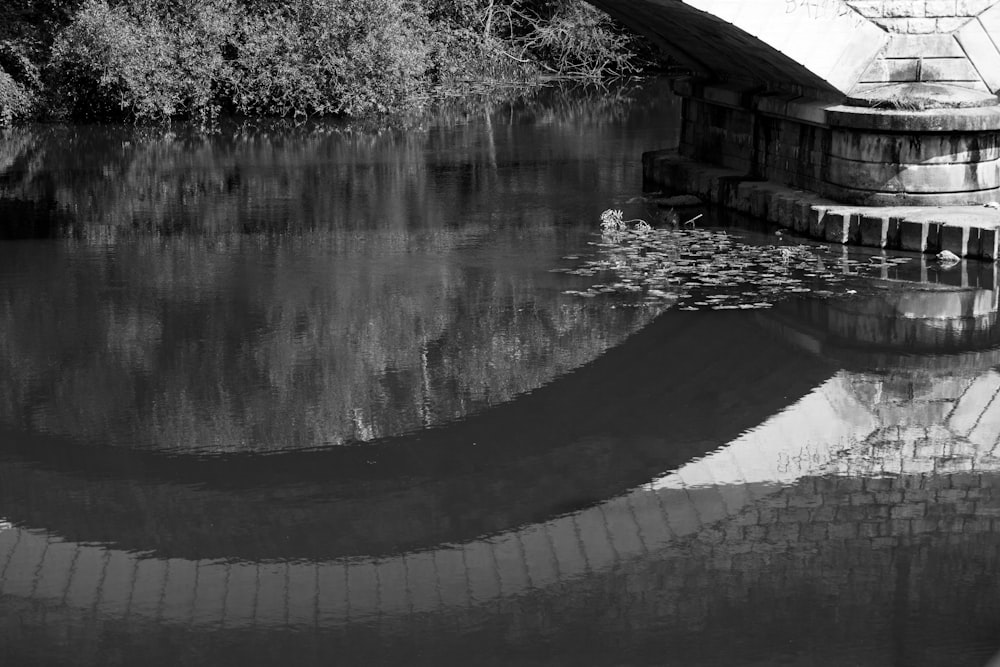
[591, 0, 1000, 253]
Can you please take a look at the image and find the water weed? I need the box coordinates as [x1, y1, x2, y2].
[556, 217, 916, 310]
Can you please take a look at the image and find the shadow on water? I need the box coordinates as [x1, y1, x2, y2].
[0, 307, 834, 561]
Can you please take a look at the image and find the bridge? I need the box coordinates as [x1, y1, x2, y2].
[588, 0, 1000, 219]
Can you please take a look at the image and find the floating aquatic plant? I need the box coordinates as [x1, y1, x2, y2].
[555, 220, 914, 311]
[599, 208, 627, 232]
[600, 208, 651, 233]
[599, 207, 699, 235]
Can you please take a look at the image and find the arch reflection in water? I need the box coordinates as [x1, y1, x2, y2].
[759, 256, 1000, 364]
[6, 267, 1000, 664]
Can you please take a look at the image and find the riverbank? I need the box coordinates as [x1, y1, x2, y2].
[0, 0, 653, 126]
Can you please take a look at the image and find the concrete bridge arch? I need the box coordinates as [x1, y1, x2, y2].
[591, 0, 1000, 97]
[609, 1, 1000, 212]
[591, 0, 887, 97]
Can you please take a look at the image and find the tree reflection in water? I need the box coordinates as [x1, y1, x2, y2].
[0, 83, 680, 453]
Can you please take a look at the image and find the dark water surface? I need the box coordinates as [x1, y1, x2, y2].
[3, 82, 1000, 666]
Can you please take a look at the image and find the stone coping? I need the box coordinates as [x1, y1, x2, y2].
[845, 83, 1000, 110]
[674, 79, 1000, 131]
[673, 79, 835, 127]
[643, 150, 1000, 262]
[827, 104, 1000, 132]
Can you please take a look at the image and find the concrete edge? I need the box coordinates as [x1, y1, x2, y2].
[678, 80, 837, 127]
[826, 104, 1000, 132]
[642, 150, 1000, 262]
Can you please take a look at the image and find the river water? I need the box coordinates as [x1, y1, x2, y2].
[2, 80, 1000, 666]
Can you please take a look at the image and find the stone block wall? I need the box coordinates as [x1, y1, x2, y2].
[845, 0, 998, 32]
[678, 95, 829, 194]
[856, 34, 987, 89]
[847, 1, 1000, 91]
[674, 81, 1000, 205]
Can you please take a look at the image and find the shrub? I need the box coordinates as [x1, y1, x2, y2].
[42, 0, 651, 123]
[0, 41, 43, 93]
[424, 11, 537, 89]
[291, 0, 431, 115]
[517, 0, 645, 79]
[49, 0, 234, 121]
[228, 11, 321, 118]
[425, 0, 643, 85]
[230, 0, 436, 118]
[51, 0, 434, 120]
[0, 67, 33, 126]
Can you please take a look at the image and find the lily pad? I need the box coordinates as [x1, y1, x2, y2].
[557, 226, 919, 311]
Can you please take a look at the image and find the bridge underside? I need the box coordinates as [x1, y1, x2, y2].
[591, 0, 886, 97]
[592, 0, 1000, 208]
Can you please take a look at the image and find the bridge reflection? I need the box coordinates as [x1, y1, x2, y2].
[4, 258, 1000, 665]
[0, 306, 832, 560]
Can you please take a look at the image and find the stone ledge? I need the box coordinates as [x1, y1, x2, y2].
[826, 154, 1000, 193]
[827, 103, 1000, 131]
[673, 80, 837, 127]
[755, 93, 830, 126]
[679, 80, 1000, 130]
[845, 82, 999, 109]
[643, 150, 1000, 261]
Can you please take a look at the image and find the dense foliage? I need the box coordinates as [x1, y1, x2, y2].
[0, 0, 654, 124]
